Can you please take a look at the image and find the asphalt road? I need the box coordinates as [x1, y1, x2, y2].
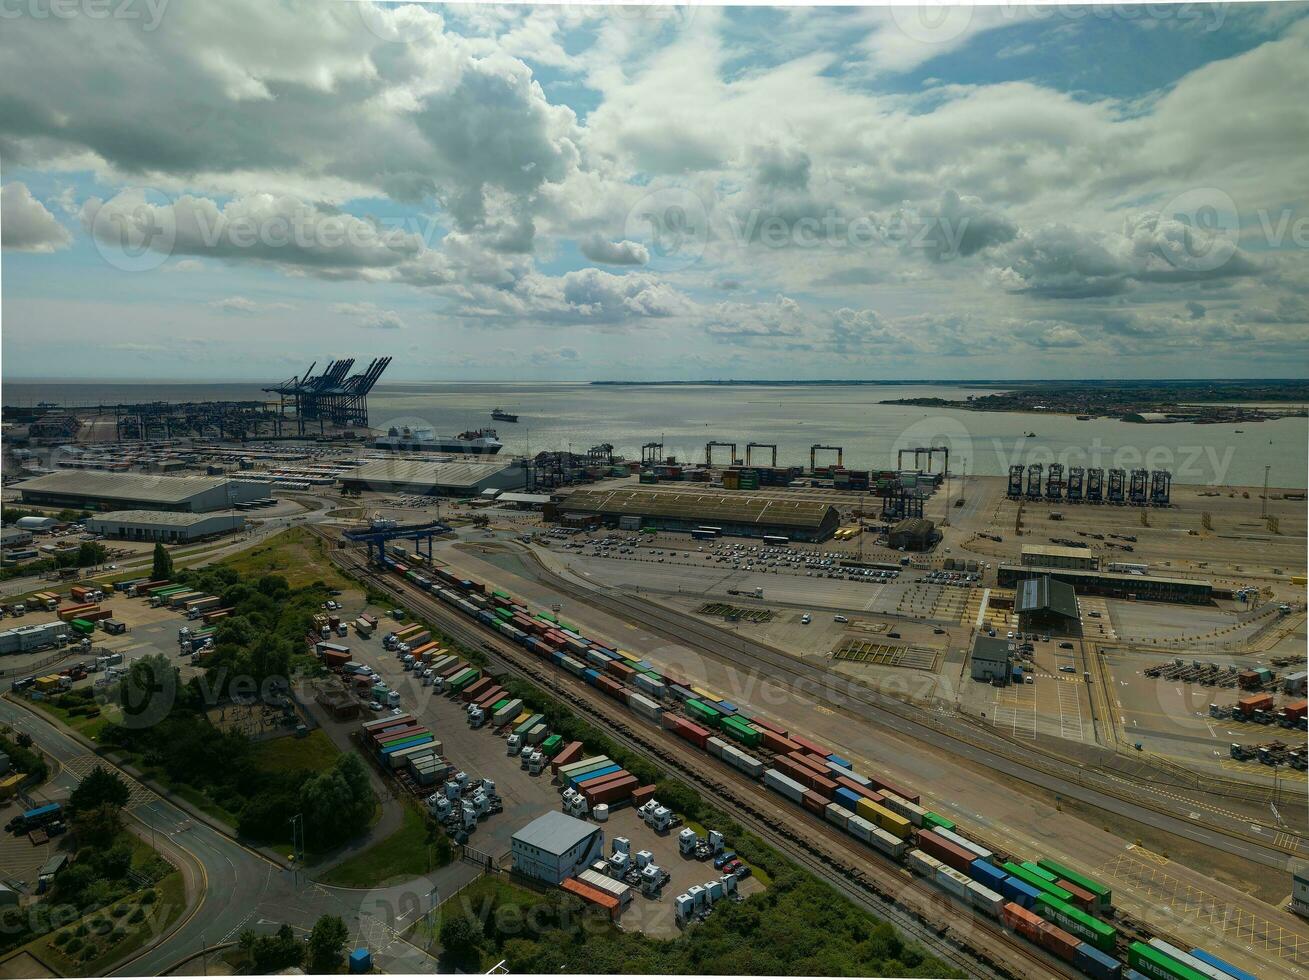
[0, 698, 465, 975]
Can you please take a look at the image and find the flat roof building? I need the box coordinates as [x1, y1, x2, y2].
[0, 527, 33, 549]
[548, 487, 840, 542]
[997, 565, 1212, 604]
[15, 471, 269, 513]
[511, 811, 604, 885]
[970, 636, 1012, 685]
[85, 510, 245, 543]
[1021, 544, 1100, 572]
[338, 458, 527, 497]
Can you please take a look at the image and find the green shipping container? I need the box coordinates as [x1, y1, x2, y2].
[71, 618, 95, 634]
[494, 607, 513, 621]
[449, 668, 481, 693]
[514, 713, 545, 736]
[491, 699, 509, 712]
[923, 811, 955, 831]
[1020, 861, 1058, 883]
[685, 699, 722, 728]
[1127, 942, 1207, 980]
[1033, 894, 1116, 953]
[1003, 863, 1075, 904]
[542, 735, 563, 755]
[1036, 858, 1112, 909]
[721, 716, 762, 747]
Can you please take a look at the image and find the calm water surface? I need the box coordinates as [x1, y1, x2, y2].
[5, 381, 1304, 488]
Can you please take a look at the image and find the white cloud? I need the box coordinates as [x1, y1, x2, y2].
[580, 235, 649, 266]
[1, 182, 72, 252]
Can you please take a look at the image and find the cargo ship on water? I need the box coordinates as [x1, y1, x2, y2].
[491, 407, 519, 423]
[373, 426, 503, 454]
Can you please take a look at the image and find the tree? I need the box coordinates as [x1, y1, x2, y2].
[239, 924, 303, 973]
[70, 766, 130, 813]
[1202, 511, 1213, 531]
[74, 803, 123, 848]
[439, 913, 484, 970]
[151, 542, 174, 581]
[307, 914, 349, 973]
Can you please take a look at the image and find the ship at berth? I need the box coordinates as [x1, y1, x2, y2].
[373, 426, 503, 454]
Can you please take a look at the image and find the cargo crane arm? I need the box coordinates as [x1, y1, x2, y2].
[705, 441, 738, 467]
[745, 442, 777, 467]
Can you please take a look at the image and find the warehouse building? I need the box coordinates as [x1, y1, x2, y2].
[338, 458, 527, 497]
[1021, 544, 1100, 572]
[1014, 576, 1080, 631]
[997, 565, 1212, 604]
[970, 636, 1012, 684]
[14, 516, 57, 532]
[14, 472, 269, 513]
[511, 811, 604, 885]
[887, 518, 936, 551]
[548, 487, 840, 542]
[495, 492, 553, 511]
[0, 527, 33, 550]
[85, 510, 245, 543]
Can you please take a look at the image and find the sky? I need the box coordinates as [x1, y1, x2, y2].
[1, 0, 1307, 382]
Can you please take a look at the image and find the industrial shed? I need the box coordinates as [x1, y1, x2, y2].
[338, 457, 527, 496]
[549, 488, 840, 541]
[1014, 576, 1080, 630]
[887, 518, 936, 551]
[997, 565, 1213, 604]
[15, 471, 269, 513]
[970, 636, 1012, 684]
[86, 510, 245, 543]
[1021, 544, 1099, 572]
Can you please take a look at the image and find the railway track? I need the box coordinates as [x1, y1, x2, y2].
[505, 547, 1305, 856]
[327, 544, 1073, 980]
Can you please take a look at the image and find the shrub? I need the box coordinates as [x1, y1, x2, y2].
[110, 927, 127, 943]
[74, 924, 89, 937]
[54, 931, 72, 946]
[128, 908, 145, 924]
[65, 937, 84, 954]
[140, 891, 157, 905]
[113, 904, 129, 917]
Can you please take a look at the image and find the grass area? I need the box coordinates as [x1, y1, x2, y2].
[251, 728, 340, 774]
[318, 801, 446, 888]
[685, 819, 771, 888]
[219, 527, 351, 591]
[30, 870, 186, 975]
[25, 693, 116, 742]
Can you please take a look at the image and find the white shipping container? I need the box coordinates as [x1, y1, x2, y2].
[824, 761, 873, 787]
[935, 865, 971, 900]
[907, 849, 942, 878]
[846, 814, 875, 844]
[825, 803, 854, 831]
[627, 692, 663, 724]
[878, 791, 926, 827]
[705, 736, 727, 759]
[966, 881, 1005, 919]
[868, 825, 908, 860]
[935, 827, 993, 862]
[763, 768, 805, 804]
[578, 869, 633, 905]
[633, 673, 666, 698]
[493, 698, 524, 725]
[721, 747, 765, 779]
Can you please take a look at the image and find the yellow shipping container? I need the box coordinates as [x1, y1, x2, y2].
[513, 711, 532, 725]
[856, 797, 911, 839]
[35, 675, 62, 693]
[0, 773, 24, 800]
[1293, 575, 1307, 586]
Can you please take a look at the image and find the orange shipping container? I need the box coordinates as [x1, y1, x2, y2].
[1002, 902, 1043, 943]
[560, 878, 619, 919]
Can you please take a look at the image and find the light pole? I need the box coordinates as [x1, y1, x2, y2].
[1262, 464, 1271, 519]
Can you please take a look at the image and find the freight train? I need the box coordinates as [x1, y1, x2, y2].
[377, 556, 1254, 980]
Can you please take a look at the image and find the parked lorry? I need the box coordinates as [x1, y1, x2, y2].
[6, 803, 63, 835]
[186, 596, 223, 619]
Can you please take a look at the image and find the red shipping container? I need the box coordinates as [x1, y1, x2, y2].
[1036, 921, 1080, 962]
[834, 775, 883, 803]
[474, 687, 505, 709]
[1238, 693, 1273, 715]
[803, 752, 831, 771]
[631, 784, 656, 805]
[595, 675, 624, 698]
[461, 677, 494, 701]
[582, 774, 638, 806]
[867, 774, 920, 805]
[1002, 902, 1043, 943]
[667, 717, 709, 749]
[1056, 880, 1096, 912]
[577, 767, 630, 789]
[560, 878, 619, 919]
[747, 715, 788, 737]
[801, 790, 827, 815]
[916, 830, 975, 874]
[785, 751, 826, 776]
[760, 729, 801, 755]
[771, 754, 818, 786]
[808, 773, 838, 799]
[439, 661, 468, 678]
[790, 733, 833, 758]
[82, 608, 113, 622]
[1284, 699, 1308, 721]
[551, 741, 585, 772]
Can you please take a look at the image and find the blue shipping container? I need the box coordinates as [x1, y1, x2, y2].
[833, 787, 864, 813]
[1072, 942, 1122, 980]
[718, 700, 738, 713]
[571, 764, 622, 788]
[970, 859, 1008, 892]
[583, 668, 600, 685]
[1188, 949, 1256, 980]
[826, 753, 853, 769]
[999, 875, 1042, 909]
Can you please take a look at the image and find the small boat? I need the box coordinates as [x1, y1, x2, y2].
[1076, 415, 1092, 421]
[491, 407, 519, 423]
[1234, 429, 1244, 433]
[1025, 431, 1037, 438]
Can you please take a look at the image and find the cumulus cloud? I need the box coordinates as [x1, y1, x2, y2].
[1, 182, 72, 252]
[212, 296, 294, 314]
[580, 234, 649, 266]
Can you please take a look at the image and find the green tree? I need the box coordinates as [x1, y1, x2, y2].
[75, 541, 107, 568]
[73, 802, 123, 848]
[239, 924, 303, 973]
[70, 766, 130, 813]
[307, 914, 349, 973]
[299, 754, 374, 848]
[439, 913, 484, 971]
[151, 542, 174, 581]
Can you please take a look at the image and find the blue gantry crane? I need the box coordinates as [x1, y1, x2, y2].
[343, 518, 451, 566]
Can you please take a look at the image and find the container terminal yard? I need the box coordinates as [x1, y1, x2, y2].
[0, 379, 1305, 980]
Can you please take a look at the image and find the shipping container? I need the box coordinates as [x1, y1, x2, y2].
[855, 797, 911, 839]
[1005, 862, 1076, 904]
[923, 811, 956, 831]
[1128, 942, 1208, 980]
[1036, 858, 1112, 911]
[1186, 949, 1256, 980]
[763, 768, 806, 804]
[1147, 940, 1241, 980]
[1002, 901, 1044, 943]
[916, 829, 976, 873]
[1034, 894, 1116, 952]
[1073, 943, 1124, 980]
